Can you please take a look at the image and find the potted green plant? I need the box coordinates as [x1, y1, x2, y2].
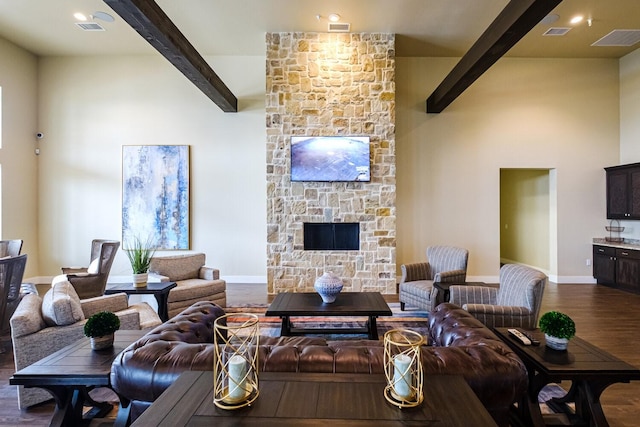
[125, 235, 156, 287]
[538, 311, 576, 351]
[84, 311, 120, 350]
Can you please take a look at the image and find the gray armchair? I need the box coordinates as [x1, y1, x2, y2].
[399, 246, 469, 311]
[449, 264, 547, 330]
[62, 239, 120, 299]
[1, 254, 27, 352]
[0, 239, 23, 257]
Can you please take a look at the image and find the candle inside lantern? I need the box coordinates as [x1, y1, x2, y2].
[392, 353, 412, 399]
[227, 355, 247, 400]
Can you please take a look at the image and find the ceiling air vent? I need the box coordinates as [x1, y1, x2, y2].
[592, 30, 640, 47]
[328, 23, 350, 33]
[543, 27, 571, 36]
[75, 22, 105, 31]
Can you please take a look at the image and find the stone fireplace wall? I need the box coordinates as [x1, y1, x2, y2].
[266, 32, 396, 294]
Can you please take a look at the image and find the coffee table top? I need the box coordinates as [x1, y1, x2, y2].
[10, 330, 145, 387]
[265, 292, 392, 317]
[105, 281, 177, 294]
[131, 371, 497, 426]
[494, 328, 640, 379]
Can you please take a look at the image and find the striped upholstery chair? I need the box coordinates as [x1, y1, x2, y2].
[399, 246, 469, 311]
[449, 264, 547, 330]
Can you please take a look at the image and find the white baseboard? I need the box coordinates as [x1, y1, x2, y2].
[222, 276, 267, 284]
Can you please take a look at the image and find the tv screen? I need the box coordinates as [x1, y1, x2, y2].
[290, 136, 371, 182]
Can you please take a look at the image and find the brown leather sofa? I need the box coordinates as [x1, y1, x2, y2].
[111, 302, 527, 426]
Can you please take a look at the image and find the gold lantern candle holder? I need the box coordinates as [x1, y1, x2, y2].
[383, 329, 424, 408]
[213, 313, 260, 410]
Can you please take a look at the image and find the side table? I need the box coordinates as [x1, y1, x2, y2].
[105, 281, 176, 322]
[494, 327, 640, 426]
[10, 330, 144, 427]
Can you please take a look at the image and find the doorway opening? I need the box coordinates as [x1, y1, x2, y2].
[500, 168, 557, 277]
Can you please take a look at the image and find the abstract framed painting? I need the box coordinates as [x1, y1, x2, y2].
[122, 145, 190, 250]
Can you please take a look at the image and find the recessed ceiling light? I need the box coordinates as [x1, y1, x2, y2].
[328, 14, 341, 22]
[73, 12, 88, 21]
[570, 15, 584, 25]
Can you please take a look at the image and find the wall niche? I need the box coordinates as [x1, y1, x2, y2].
[266, 32, 396, 295]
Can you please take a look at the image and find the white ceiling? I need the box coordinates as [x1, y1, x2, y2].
[0, 0, 638, 58]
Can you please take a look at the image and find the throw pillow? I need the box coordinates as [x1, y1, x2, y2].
[87, 258, 100, 274]
[41, 280, 85, 326]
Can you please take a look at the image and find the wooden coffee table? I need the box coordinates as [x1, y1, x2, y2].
[105, 281, 176, 321]
[131, 370, 498, 426]
[265, 292, 392, 340]
[10, 330, 144, 427]
[494, 327, 640, 427]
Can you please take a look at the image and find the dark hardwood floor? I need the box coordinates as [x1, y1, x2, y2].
[1, 282, 640, 426]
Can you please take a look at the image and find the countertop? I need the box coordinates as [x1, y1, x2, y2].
[593, 238, 640, 250]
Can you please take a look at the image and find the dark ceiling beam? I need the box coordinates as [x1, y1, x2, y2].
[104, 0, 237, 112]
[426, 0, 562, 114]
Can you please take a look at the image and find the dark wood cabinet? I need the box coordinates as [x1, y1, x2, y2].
[605, 163, 640, 219]
[593, 245, 616, 285]
[593, 244, 640, 293]
[615, 249, 640, 292]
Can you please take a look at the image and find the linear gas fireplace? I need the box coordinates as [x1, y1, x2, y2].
[303, 223, 360, 251]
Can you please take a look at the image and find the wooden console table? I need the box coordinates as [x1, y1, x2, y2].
[131, 371, 497, 426]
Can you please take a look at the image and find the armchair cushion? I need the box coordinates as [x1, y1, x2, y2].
[41, 281, 85, 326]
[449, 285, 499, 306]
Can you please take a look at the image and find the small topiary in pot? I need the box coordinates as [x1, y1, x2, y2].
[84, 311, 120, 350]
[538, 311, 575, 351]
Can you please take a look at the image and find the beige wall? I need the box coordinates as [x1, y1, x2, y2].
[396, 57, 619, 282]
[36, 55, 267, 280]
[619, 48, 640, 241]
[0, 37, 39, 276]
[2, 34, 631, 283]
[500, 169, 550, 272]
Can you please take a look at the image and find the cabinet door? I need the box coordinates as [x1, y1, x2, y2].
[593, 246, 616, 284]
[615, 250, 640, 291]
[607, 171, 629, 219]
[630, 169, 640, 218]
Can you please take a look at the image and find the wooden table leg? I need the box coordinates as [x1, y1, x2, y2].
[154, 293, 170, 322]
[280, 316, 291, 336]
[368, 316, 379, 340]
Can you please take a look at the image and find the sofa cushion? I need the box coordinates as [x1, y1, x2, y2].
[149, 253, 206, 281]
[9, 293, 46, 338]
[41, 280, 85, 326]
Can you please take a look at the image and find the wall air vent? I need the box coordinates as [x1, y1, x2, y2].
[592, 30, 640, 47]
[75, 22, 105, 31]
[328, 23, 350, 33]
[543, 27, 571, 36]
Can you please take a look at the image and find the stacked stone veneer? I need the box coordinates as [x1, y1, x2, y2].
[266, 32, 396, 295]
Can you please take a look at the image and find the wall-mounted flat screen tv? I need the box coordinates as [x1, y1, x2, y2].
[290, 136, 370, 182]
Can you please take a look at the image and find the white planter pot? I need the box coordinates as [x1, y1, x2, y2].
[133, 272, 149, 288]
[545, 333, 569, 351]
[90, 333, 114, 351]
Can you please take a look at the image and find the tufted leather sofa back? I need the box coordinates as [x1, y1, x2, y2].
[111, 302, 526, 426]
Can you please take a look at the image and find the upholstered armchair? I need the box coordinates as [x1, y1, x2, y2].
[61, 239, 120, 299]
[0, 239, 23, 257]
[399, 246, 469, 311]
[149, 253, 226, 319]
[10, 279, 161, 408]
[0, 254, 27, 352]
[449, 263, 547, 330]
